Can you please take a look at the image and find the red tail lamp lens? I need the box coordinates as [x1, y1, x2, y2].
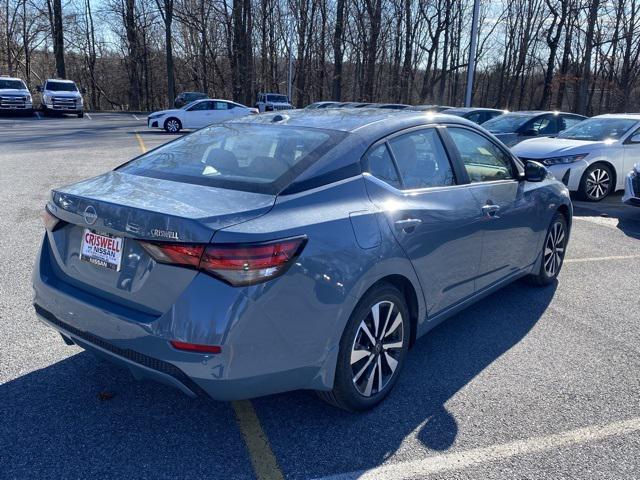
[42, 206, 61, 232]
[140, 236, 306, 286]
[170, 340, 221, 354]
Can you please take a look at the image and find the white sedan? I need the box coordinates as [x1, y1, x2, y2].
[512, 114, 640, 201]
[147, 99, 258, 133]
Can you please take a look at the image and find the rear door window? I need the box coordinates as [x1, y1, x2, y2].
[388, 129, 455, 189]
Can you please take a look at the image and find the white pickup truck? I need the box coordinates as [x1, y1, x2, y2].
[37, 79, 84, 117]
[0, 76, 33, 115]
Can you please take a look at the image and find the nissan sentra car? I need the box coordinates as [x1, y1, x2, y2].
[33, 109, 572, 411]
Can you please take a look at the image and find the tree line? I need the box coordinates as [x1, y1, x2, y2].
[1, 0, 640, 115]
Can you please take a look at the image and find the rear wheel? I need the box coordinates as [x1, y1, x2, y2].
[164, 117, 182, 133]
[527, 212, 568, 286]
[317, 283, 409, 411]
[578, 163, 613, 201]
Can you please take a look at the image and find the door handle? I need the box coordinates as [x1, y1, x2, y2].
[394, 218, 422, 233]
[482, 204, 501, 218]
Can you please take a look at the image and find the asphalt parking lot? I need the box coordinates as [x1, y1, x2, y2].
[1, 112, 639, 479]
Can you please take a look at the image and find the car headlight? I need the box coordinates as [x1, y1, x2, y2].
[43, 94, 52, 104]
[630, 169, 638, 178]
[77, 97, 83, 105]
[148, 113, 163, 119]
[26, 94, 32, 103]
[542, 153, 588, 166]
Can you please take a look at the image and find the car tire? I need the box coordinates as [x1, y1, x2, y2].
[77, 112, 84, 118]
[526, 212, 568, 286]
[317, 283, 409, 411]
[578, 163, 614, 201]
[164, 117, 182, 133]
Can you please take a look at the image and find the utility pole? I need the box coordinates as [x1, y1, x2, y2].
[464, 0, 480, 107]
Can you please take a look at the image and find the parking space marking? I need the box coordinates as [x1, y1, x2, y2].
[133, 114, 139, 121]
[135, 132, 147, 153]
[232, 400, 285, 480]
[316, 416, 640, 480]
[34, 111, 42, 120]
[85, 113, 92, 120]
[565, 254, 640, 264]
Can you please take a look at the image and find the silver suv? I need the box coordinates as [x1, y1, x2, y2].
[0, 76, 33, 115]
[37, 79, 84, 117]
[255, 92, 293, 112]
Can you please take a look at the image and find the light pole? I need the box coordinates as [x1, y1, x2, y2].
[464, 0, 481, 107]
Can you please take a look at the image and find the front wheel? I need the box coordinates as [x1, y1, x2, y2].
[317, 283, 409, 411]
[77, 112, 84, 118]
[527, 212, 568, 286]
[164, 117, 182, 133]
[578, 163, 613, 201]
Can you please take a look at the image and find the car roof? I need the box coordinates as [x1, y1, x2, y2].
[45, 78, 75, 83]
[229, 108, 475, 138]
[445, 107, 505, 113]
[592, 113, 640, 120]
[0, 76, 24, 81]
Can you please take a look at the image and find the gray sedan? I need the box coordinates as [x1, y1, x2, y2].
[33, 109, 572, 411]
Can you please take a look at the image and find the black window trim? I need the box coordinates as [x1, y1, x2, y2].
[362, 124, 463, 193]
[440, 123, 524, 184]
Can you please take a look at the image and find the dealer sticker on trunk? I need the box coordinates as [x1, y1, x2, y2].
[80, 229, 124, 271]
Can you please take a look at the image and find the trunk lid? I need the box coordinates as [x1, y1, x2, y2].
[45, 171, 275, 315]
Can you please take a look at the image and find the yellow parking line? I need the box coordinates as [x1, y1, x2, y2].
[135, 132, 147, 153]
[232, 400, 284, 480]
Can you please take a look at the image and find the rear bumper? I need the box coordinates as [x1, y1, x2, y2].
[32, 234, 336, 401]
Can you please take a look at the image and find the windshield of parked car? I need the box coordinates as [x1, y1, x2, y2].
[267, 94, 289, 103]
[45, 81, 78, 92]
[557, 118, 638, 141]
[0, 79, 26, 90]
[483, 113, 535, 133]
[118, 124, 346, 194]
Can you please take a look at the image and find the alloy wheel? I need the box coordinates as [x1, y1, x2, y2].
[166, 119, 180, 133]
[350, 301, 404, 397]
[585, 168, 611, 200]
[544, 221, 566, 277]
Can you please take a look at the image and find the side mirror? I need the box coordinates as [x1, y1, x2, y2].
[524, 160, 547, 182]
[36, 85, 42, 92]
[521, 129, 537, 137]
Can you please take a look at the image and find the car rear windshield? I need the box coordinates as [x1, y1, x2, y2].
[46, 81, 77, 92]
[482, 113, 535, 133]
[557, 118, 638, 141]
[118, 124, 346, 194]
[0, 79, 26, 90]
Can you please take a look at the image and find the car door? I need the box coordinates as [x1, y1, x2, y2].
[622, 125, 640, 184]
[363, 126, 485, 317]
[184, 100, 213, 128]
[445, 126, 539, 292]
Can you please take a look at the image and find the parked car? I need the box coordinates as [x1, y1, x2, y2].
[513, 114, 640, 201]
[306, 101, 341, 109]
[147, 99, 258, 133]
[0, 76, 33, 115]
[174, 91, 207, 108]
[442, 107, 507, 124]
[410, 105, 453, 112]
[37, 79, 84, 117]
[34, 109, 571, 411]
[256, 92, 293, 112]
[376, 103, 410, 110]
[483, 110, 586, 147]
[623, 163, 640, 206]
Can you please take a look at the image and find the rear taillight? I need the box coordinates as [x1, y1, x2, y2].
[140, 236, 306, 286]
[42, 206, 61, 231]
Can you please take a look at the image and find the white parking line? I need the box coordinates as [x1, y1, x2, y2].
[34, 111, 42, 120]
[315, 417, 640, 480]
[133, 114, 139, 121]
[85, 113, 92, 120]
[565, 254, 640, 264]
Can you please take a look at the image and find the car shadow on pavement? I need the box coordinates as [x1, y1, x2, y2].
[0, 281, 556, 479]
[572, 193, 640, 240]
[252, 280, 558, 479]
[0, 351, 255, 478]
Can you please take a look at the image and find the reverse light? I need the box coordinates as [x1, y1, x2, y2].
[140, 236, 306, 286]
[42, 206, 61, 231]
[543, 154, 588, 166]
[170, 340, 221, 354]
